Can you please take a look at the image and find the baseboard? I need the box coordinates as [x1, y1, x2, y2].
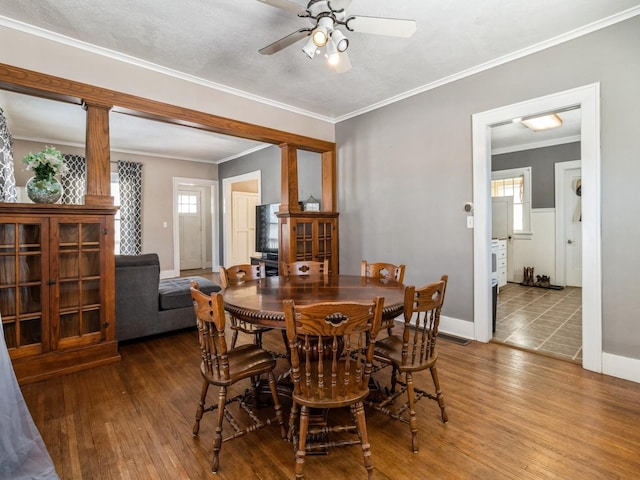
[602, 352, 640, 384]
[439, 315, 475, 340]
[160, 269, 179, 279]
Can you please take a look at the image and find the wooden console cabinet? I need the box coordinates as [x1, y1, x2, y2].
[0, 203, 120, 384]
[278, 212, 338, 273]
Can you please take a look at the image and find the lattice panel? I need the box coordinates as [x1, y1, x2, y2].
[117, 160, 143, 255]
[0, 108, 17, 202]
[61, 154, 86, 205]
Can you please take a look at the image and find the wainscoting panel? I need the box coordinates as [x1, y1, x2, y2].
[511, 209, 556, 284]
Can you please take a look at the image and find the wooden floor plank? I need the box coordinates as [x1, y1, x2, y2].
[20, 328, 640, 479]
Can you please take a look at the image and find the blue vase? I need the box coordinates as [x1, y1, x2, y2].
[26, 176, 63, 204]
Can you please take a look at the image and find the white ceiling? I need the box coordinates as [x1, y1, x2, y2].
[1, 0, 639, 161]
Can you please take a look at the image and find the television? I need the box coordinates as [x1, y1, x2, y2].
[255, 203, 280, 257]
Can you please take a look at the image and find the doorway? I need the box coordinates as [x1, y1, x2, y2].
[172, 177, 219, 275]
[222, 171, 262, 268]
[489, 142, 582, 360]
[472, 84, 602, 373]
[230, 190, 259, 265]
[178, 185, 206, 270]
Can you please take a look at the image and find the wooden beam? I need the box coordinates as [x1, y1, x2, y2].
[0, 63, 336, 153]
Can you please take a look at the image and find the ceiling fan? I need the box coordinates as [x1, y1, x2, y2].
[257, 0, 417, 72]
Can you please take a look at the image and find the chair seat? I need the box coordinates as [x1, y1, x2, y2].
[374, 335, 438, 372]
[200, 344, 276, 386]
[293, 361, 370, 408]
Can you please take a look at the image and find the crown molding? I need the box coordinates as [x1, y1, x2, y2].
[335, 6, 640, 123]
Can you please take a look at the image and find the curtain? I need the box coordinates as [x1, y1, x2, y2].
[60, 154, 86, 205]
[0, 108, 18, 202]
[117, 160, 143, 255]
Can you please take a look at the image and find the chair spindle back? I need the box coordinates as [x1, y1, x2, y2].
[190, 282, 230, 380]
[402, 275, 448, 366]
[283, 298, 384, 400]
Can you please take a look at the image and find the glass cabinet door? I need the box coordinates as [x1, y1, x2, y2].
[52, 218, 104, 349]
[293, 219, 314, 261]
[0, 219, 48, 357]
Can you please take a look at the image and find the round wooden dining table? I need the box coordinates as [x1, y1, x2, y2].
[222, 274, 406, 329]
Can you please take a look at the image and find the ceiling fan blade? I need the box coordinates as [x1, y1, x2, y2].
[256, 0, 307, 16]
[346, 16, 417, 37]
[259, 28, 311, 55]
[334, 52, 352, 73]
[328, 0, 352, 12]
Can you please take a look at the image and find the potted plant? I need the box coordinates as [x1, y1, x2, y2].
[22, 146, 67, 203]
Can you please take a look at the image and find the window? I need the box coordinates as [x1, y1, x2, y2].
[178, 194, 198, 214]
[491, 166, 532, 234]
[111, 172, 121, 254]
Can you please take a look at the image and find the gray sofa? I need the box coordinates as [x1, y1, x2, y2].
[115, 253, 221, 341]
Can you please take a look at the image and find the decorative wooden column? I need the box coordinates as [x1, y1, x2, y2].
[83, 100, 114, 206]
[321, 149, 336, 212]
[280, 143, 301, 213]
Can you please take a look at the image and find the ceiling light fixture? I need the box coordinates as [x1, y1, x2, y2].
[521, 113, 563, 132]
[331, 29, 349, 52]
[302, 36, 318, 59]
[311, 16, 333, 47]
[259, 0, 417, 73]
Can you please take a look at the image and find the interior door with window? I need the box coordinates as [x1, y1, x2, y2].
[178, 188, 204, 270]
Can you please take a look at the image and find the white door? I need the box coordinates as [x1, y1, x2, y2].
[179, 188, 205, 270]
[564, 167, 582, 286]
[231, 191, 259, 265]
[492, 196, 514, 282]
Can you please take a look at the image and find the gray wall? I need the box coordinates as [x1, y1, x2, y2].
[492, 142, 581, 208]
[336, 15, 640, 359]
[217, 145, 322, 261]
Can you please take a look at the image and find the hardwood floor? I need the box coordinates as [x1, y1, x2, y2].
[20, 325, 640, 479]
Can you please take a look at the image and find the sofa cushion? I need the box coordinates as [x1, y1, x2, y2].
[115, 253, 160, 269]
[158, 276, 221, 310]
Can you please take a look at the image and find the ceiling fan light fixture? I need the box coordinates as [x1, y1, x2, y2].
[521, 113, 563, 132]
[302, 36, 318, 59]
[312, 16, 333, 47]
[312, 28, 328, 47]
[331, 29, 349, 52]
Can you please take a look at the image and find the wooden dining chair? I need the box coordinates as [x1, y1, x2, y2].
[280, 258, 329, 276]
[361, 260, 406, 333]
[219, 262, 271, 349]
[368, 275, 449, 453]
[190, 281, 286, 474]
[283, 296, 384, 480]
[361, 260, 406, 284]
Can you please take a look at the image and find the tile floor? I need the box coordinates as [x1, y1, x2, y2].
[493, 282, 582, 362]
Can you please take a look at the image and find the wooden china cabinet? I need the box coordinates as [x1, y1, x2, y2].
[0, 204, 119, 384]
